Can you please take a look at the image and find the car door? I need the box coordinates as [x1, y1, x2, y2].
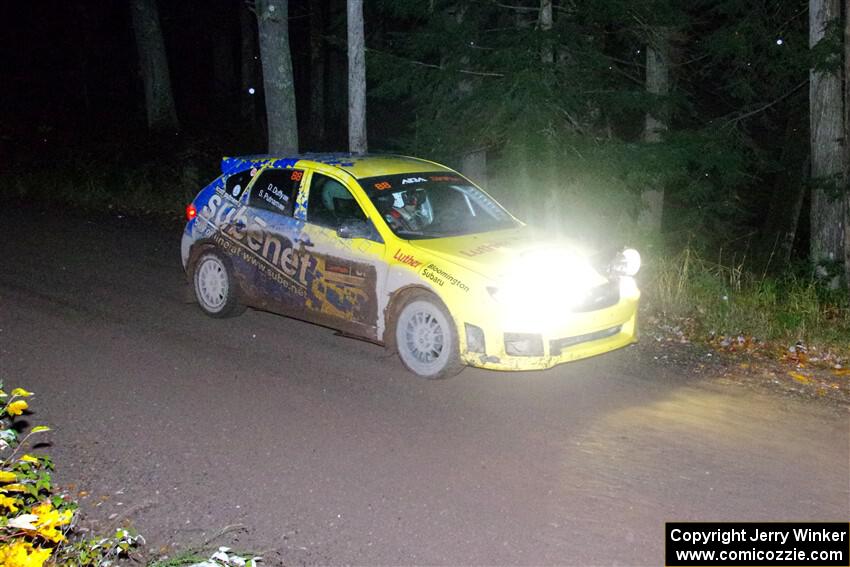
[295, 168, 387, 341]
[239, 165, 312, 315]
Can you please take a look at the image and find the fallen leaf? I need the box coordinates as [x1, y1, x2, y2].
[788, 371, 812, 385]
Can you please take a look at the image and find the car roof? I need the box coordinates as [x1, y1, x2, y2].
[220, 153, 454, 180]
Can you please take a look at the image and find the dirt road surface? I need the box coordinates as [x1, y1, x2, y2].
[1, 205, 847, 565]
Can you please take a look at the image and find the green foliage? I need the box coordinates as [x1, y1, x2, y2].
[149, 546, 262, 567]
[369, 0, 814, 253]
[643, 246, 850, 346]
[147, 550, 209, 567]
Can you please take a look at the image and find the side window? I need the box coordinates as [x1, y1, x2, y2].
[224, 170, 253, 200]
[248, 168, 303, 216]
[307, 173, 366, 229]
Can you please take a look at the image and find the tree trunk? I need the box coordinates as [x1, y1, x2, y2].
[844, 1, 850, 288]
[130, 0, 179, 131]
[309, 0, 326, 148]
[538, 0, 553, 64]
[240, 1, 258, 123]
[809, 0, 844, 273]
[256, 0, 299, 154]
[638, 28, 671, 231]
[347, 0, 367, 154]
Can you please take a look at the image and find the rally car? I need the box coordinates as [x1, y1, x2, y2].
[181, 153, 641, 379]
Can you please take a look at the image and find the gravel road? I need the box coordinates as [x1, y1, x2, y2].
[1, 204, 847, 565]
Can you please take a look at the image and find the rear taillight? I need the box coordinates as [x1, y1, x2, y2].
[186, 203, 197, 221]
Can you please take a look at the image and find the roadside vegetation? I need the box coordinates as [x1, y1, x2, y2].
[0, 385, 143, 566]
[643, 247, 850, 353]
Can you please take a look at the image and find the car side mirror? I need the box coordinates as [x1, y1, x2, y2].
[337, 219, 374, 240]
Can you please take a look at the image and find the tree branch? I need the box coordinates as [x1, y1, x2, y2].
[366, 47, 505, 77]
[721, 79, 808, 127]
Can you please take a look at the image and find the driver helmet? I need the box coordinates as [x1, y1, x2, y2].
[402, 188, 425, 207]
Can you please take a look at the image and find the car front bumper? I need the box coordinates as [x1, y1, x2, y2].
[459, 294, 639, 371]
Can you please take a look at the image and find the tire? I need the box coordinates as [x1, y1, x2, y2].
[192, 250, 244, 318]
[393, 291, 464, 379]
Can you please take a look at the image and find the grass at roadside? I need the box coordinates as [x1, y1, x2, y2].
[641, 246, 850, 360]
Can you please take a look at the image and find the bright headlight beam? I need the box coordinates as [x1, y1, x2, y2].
[620, 248, 641, 276]
[490, 249, 608, 330]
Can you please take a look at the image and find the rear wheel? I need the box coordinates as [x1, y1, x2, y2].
[393, 292, 463, 379]
[193, 250, 243, 318]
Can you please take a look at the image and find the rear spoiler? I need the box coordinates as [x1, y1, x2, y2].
[220, 155, 300, 176]
[220, 155, 271, 176]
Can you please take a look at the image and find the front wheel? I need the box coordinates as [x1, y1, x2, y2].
[192, 250, 244, 318]
[394, 292, 463, 379]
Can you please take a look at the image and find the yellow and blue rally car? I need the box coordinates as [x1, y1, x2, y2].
[182, 153, 640, 379]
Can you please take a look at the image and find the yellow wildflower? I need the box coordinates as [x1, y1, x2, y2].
[0, 494, 22, 512]
[0, 470, 17, 483]
[19, 455, 39, 465]
[30, 502, 73, 543]
[6, 400, 28, 416]
[10, 388, 33, 398]
[0, 483, 28, 492]
[0, 541, 52, 567]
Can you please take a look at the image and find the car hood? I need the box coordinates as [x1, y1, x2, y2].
[408, 226, 605, 283]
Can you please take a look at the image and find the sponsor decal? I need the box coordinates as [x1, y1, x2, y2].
[196, 187, 378, 326]
[429, 175, 461, 182]
[323, 259, 367, 289]
[458, 240, 513, 257]
[393, 249, 422, 268]
[325, 261, 350, 275]
[401, 176, 428, 185]
[422, 263, 470, 292]
[199, 192, 310, 295]
[257, 182, 290, 212]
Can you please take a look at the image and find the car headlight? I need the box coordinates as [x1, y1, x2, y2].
[611, 248, 641, 277]
[488, 249, 607, 328]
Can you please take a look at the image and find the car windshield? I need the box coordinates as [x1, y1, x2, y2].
[360, 172, 519, 239]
